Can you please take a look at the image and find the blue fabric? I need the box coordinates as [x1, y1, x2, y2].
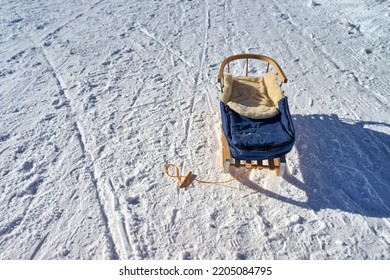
[220, 97, 295, 160]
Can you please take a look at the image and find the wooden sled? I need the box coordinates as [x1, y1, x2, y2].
[218, 54, 294, 176]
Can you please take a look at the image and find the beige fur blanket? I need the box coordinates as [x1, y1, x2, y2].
[221, 72, 284, 119]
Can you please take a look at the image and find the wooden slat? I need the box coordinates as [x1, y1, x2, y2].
[268, 158, 275, 170]
[221, 126, 231, 171]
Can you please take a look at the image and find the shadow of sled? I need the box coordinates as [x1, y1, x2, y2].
[234, 114, 390, 218]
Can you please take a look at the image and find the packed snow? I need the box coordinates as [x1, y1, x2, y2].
[0, 0, 389, 260]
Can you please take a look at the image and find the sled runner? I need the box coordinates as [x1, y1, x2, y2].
[218, 54, 295, 176]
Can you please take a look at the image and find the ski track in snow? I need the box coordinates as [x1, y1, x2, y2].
[0, 0, 389, 260]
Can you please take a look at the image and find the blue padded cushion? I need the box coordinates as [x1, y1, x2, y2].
[221, 97, 295, 160]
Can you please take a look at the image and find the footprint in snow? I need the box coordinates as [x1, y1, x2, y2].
[21, 160, 34, 172]
[234, 252, 248, 260]
[126, 195, 140, 205]
[344, 19, 362, 35]
[21, 177, 43, 196]
[36, 22, 49, 30]
[0, 133, 10, 142]
[111, 49, 121, 56]
[179, 251, 192, 260]
[280, 13, 289, 20]
[8, 18, 23, 25]
[307, 0, 321, 8]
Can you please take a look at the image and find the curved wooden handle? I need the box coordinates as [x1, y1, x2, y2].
[217, 54, 288, 85]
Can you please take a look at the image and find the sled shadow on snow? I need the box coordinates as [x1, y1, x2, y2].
[234, 114, 390, 218]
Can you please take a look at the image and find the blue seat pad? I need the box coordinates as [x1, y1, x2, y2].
[220, 98, 295, 160]
[226, 106, 293, 149]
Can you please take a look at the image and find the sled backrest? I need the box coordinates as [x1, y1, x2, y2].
[217, 54, 287, 91]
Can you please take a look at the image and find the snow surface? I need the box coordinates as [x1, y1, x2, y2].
[0, 0, 389, 260]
